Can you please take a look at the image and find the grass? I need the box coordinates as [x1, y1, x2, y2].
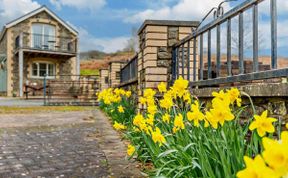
[80, 69, 99, 76]
[0, 106, 96, 114]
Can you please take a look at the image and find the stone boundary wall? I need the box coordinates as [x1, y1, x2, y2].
[99, 69, 109, 90]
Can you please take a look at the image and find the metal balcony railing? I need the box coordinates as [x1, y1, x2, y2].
[15, 32, 77, 54]
[172, 0, 288, 87]
[120, 55, 138, 85]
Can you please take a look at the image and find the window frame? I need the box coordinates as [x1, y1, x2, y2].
[31, 62, 56, 79]
[31, 23, 56, 50]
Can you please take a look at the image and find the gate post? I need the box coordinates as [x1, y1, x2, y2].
[137, 20, 199, 111]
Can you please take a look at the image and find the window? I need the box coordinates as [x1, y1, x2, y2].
[32, 23, 56, 50]
[31, 62, 55, 78]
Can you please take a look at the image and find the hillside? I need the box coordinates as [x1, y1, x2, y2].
[80, 51, 135, 75]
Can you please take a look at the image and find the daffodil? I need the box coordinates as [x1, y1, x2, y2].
[144, 88, 156, 99]
[118, 105, 124, 113]
[113, 121, 126, 131]
[171, 76, 189, 98]
[236, 155, 277, 178]
[187, 101, 205, 127]
[147, 104, 157, 115]
[227, 88, 242, 107]
[125, 91, 132, 98]
[127, 144, 135, 156]
[158, 82, 167, 93]
[286, 123, 288, 129]
[173, 113, 185, 133]
[249, 110, 277, 137]
[262, 131, 288, 177]
[146, 114, 154, 126]
[133, 113, 145, 127]
[162, 113, 170, 123]
[152, 127, 166, 146]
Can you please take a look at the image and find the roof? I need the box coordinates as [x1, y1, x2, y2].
[0, 5, 78, 40]
[138, 20, 200, 34]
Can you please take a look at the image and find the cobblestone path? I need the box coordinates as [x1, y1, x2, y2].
[0, 108, 142, 178]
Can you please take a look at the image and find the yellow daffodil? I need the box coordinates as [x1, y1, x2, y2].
[133, 113, 145, 127]
[146, 114, 154, 126]
[118, 105, 124, 113]
[227, 88, 242, 107]
[159, 92, 174, 110]
[162, 113, 170, 123]
[183, 90, 191, 104]
[151, 127, 166, 146]
[236, 155, 277, 178]
[262, 131, 288, 177]
[147, 104, 157, 115]
[144, 88, 156, 99]
[125, 91, 132, 98]
[113, 121, 126, 131]
[286, 123, 288, 129]
[173, 113, 185, 133]
[249, 110, 277, 137]
[171, 76, 189, 98]
[158, 82, 167, 93]
[139, 97, 146, 105]
[127, 144, 135, 156]
[187, 101, 205, 127]
[212, 90, 227, 101]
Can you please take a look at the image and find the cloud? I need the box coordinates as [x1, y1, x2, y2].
[74, 26, 129, 53]
[0, 0, 40, 27]
[124, 0, 231, 23]
[49, 0, 106, 11]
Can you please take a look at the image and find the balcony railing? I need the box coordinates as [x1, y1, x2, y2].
[172, 0, 288, 87]
[120, 55, 138, 85]
[15, 32, 77, 54]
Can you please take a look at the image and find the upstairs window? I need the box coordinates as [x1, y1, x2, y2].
[31, 62, 55, 78]
[32, 23, 56, 50]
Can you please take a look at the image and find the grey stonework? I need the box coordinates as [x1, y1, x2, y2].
[0, 33, 7, 55]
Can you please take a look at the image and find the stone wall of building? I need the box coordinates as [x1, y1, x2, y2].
[0, 32, 7, 55]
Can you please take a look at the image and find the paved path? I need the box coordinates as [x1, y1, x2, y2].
[0, 108, 142, 178]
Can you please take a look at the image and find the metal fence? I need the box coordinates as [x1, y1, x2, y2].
[172, 0, 288, 87]
[43, 75, 99, 106]
[120, 55, 138, 86]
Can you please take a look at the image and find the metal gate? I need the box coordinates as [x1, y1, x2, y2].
[0, 55, 7, 95]
[43, 75, 100, 106]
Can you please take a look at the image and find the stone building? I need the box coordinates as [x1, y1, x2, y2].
[0, 6, 79, 97]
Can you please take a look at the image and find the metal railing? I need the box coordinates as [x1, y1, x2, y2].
[172, 0, 288, 87]
[120, 55, 138, 85]
[15, 32, 77, 54]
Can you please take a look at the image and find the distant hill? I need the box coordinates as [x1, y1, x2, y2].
[80, 51, 135, 74]
[80, 50, 107, 60]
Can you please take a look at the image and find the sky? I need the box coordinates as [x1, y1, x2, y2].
[0, 0, 288, 57]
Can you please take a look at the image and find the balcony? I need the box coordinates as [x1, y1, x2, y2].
[15, 32, 77, 58]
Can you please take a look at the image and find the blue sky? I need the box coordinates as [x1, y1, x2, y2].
[0, 0, 288, 57]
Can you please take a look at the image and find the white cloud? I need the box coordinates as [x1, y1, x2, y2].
[0, 0, 40, 27]
[76, 27, 129, 53]
[49, 0, 106, 11]
[125, 0, 231, 23]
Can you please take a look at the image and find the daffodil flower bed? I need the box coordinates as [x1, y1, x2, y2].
[98, 77, 288, 178]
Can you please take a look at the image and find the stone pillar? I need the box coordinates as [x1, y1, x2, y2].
[19, 32, 23, 97]
[137, 20, 199, 110]
[108, 62, 126, 88]
[99, 69, 109, 90]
